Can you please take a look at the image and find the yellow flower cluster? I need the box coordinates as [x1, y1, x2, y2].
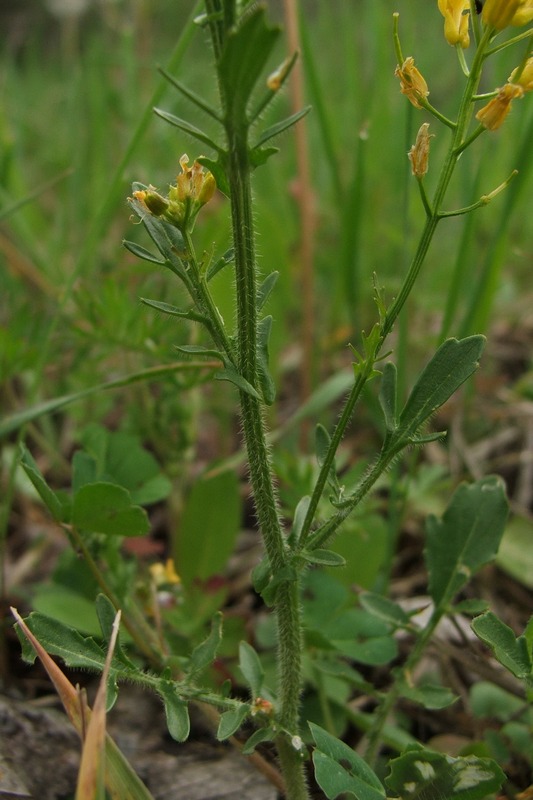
[133, 155, 216, 232]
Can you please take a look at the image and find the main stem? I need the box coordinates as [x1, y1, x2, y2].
[226, 129, 309, 800]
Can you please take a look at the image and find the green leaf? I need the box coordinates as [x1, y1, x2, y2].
[175, 471, 240, 586]
[358, 593, 410, 629]
[315, 423, 331, 466]
[188, 612, 223, 678]
[257, 315, 276, 405]
[310, 722, 385, 800]
[157, 683, 190, 742]
[256, 271, 279, 312]
[158, 69, 223, 122]
[251, 556, 271, 593]
[197, 155, 230, 197]
[175, 344, 223, 360]
[218, 6, 280, 123]
[214, 366, 262, 399]
[249, 145, 279, 168]
[471, 611, 531, 679]
[16, 612, 107, 671]
[141, 298, 209, 327]
[291, 496, 311, 545]
[216, 704, 249, 740]
[253, 106, 311, 149]
[239, 641, 264, 698]
[19, 445, 64, 522]
[398, 336, 485, 442]
[122, 239, 165, 265]
[72, 483, 149, 537]
[385, 746, 505, 800]
[153, 109, 221, 152]
[379, 362, 397, 433]
[206, 247, 234, 281]
[426, 477, 508, 608]
[242, 726, 276, 755]
[301, 549, 346, 567]
[399, 681, 458, 709]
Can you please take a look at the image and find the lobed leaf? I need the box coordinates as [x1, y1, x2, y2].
[471, 611, 531, 679]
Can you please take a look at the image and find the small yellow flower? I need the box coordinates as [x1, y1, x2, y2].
[476, 83, 524, 130]
[482, 0, 533, 29]
[395, 57, 429, 109]
[438, 0, 470, 48]
[509, 57, 533, 92]
[149, 559, 181, 588]
[408, 123, 433, 178]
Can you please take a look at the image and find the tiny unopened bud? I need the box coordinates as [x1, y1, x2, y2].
[267, 56, 293, 91]
[476, 83, 524, 131]
[291, 735, 304, 752]
[251, 697, 274, 716]
[408, 123, 433, 178]
[395, 57, 429, 109]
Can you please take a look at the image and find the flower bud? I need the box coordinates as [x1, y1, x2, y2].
[475, 83, 524, 131]
[408, 123, 433, 177]
[133, 187, 169, 216]
[395, 57, 429, 109]
[438, 0, 470, 48]
[509, 57, 533, 93]
[481, 0, 532, 29]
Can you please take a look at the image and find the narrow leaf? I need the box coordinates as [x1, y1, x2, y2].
[141, 298, 209, 326]
[153, 109, 221, 151]
[20, 445, 64, 522]
[206, 247, 234, 281]
[122, 239, 165, 265]
[214, 367, 262, 399]
[426, 477, 508, 608]
[301, 549, 346, 567]
[257, 315, 276, 405]
[175, 344, 223, 360]
[253, 106, 311, 149]
[189, 612, 223, 677]
[216, 704, 249, 740]
[379, 362, 397, 433]
[292, 496, 311, 544]
[315, 424, 331, 467]
[239, 641, 264, 698]
[256, 271, 279, 312]
[158, 69, 223, 122]
[472, 611, 531, 679]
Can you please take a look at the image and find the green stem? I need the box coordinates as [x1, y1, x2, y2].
[225, 124, 308, 799]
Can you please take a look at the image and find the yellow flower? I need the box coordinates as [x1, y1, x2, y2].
[476, 83, 524, 130]
[408, 123, 433, 178]
[149, 559, 181, 588]
[395, 57, 429, 109]
[509, 57, 533, 92]
[438, 0, 470, 47]
[482, 0, 533, 29]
